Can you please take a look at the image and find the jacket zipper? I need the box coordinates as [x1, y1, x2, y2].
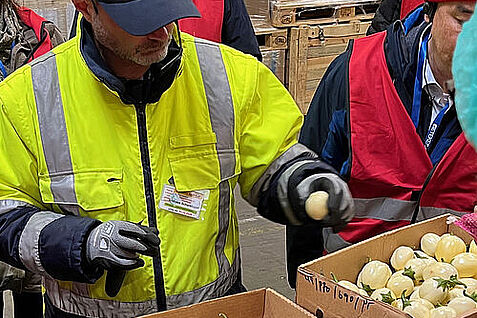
[135, 103, 167, 311]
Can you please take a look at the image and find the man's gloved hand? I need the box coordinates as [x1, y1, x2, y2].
[290, 173, 354, 231]
[86, 220, 160, 297]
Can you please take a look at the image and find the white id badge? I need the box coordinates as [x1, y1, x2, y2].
[159, 184, 207, 219]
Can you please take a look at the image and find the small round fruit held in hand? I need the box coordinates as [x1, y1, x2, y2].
[305, 191, 329, 220]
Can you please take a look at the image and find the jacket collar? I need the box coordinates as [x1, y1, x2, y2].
[79, 19, 182, 106]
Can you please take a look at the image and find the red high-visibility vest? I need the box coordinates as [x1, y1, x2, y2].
[16, 7, 54, 61]
[323, 31, 477, 253]
[401, 0, 424, 19]
[179, 0, 224, 43]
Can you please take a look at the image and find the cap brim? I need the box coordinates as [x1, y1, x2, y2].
[99, 0, 201, 36]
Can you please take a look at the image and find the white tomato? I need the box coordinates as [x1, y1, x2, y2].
[421, 233, 441, 257]
[386, 272, 414, 297]
[446, 286, 464, 301]
[403, 301, 431, 318]
[410, 286, 421, 300]
[370, 287, 395, 302]
[447, 297, 477, 315]
[405, 258, 428, 282]
[461, 278, 477, 294]
[419, 278, 449, 305]
[338, 280, 360, 293]
[422, 262, 459, 281]
[358, 260, 392, 290]
[435, 235, 466, 263]
[391, 246, 415, 271]
[429, 306, 457, 318]
[451, 253, 477, 278]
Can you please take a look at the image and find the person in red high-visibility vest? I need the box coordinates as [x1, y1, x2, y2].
[289, 0, 476, 288]
[179, 0, 261, 60]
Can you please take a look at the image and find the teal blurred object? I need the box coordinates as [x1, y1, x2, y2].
[453, 13, 477, 148]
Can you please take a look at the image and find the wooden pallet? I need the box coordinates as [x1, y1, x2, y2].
[270, 0, 380, 27]
[288, 21, 371, 113]
[252, 17, 289, 50]
[252, 18, 289, 84]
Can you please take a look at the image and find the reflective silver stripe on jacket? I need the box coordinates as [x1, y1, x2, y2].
[18, 212, 64, 275]
[323, 197, 467, 253]
[44, 278, 158, 318]
[417, 206, 466, 221]
[166, 250, 240, 309]
[247, 143, 317, 207]
[195, 38, 236, 286]
[31, 52, 79, 216]
[0, 200, 36, 215]
[44, 252, 240, 315]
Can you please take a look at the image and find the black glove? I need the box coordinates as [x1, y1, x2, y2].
[290, 173, 354, 231]
[86, 221, 160, 296]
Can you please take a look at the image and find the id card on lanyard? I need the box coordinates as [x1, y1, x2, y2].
[411, 28, 450, 150]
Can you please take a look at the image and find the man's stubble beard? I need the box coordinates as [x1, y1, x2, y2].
[92, 15, 172, 66]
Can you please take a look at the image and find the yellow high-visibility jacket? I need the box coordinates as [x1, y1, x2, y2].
[0, 24, 305, 317]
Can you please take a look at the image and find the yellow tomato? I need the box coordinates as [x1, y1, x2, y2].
[435, 235, 466, 263]
[470, 240, 477, 255]
[451, 253, 477, 278]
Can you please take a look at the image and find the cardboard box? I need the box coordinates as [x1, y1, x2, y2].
[141, 288, 314, 318]
[296, 214, 477, 318]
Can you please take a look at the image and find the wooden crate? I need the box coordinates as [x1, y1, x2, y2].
[252, 17, 288, 84]
[270, 0, 380, 28]
[17, 0, 76, 37]
[288, 21, 370, 113]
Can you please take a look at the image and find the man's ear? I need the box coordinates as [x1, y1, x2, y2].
[72, 0, 95, 23]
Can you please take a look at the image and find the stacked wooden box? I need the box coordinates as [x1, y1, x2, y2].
[246, 0, 381, 113]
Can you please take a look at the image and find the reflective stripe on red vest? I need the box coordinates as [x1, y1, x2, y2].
[16, 7, 53, 61]
[323, 31, 477, 253]
[179, 0, 224, 43]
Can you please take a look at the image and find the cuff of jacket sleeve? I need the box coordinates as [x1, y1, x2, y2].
[39, 216, 102, 283]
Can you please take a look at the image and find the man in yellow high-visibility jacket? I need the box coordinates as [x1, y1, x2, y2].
[0, 0, 354, 317]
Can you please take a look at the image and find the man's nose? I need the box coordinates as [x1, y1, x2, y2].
[147, 27, 169, 41]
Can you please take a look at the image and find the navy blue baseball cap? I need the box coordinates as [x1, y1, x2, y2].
[98, 0, 201, 36]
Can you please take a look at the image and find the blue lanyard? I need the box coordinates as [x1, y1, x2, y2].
[0, 60, 7, 79]
[424, 102, 449, 149]
[411, 31, 450, 150]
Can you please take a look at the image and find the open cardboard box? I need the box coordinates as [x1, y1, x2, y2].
[296, 214, 477, 318]
[141, 288, 314, 318]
